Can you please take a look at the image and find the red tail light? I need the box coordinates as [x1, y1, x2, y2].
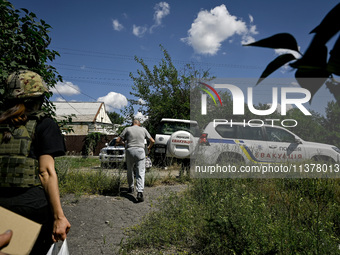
[199, 133, 210, 146]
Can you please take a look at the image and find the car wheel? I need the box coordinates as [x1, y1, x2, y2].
[101, 162, 108, 168]
[216, 152, 244, 165]
[312, 155, 335, 163]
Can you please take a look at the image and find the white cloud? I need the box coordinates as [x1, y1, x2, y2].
[97, 92, 128, 111]
[134, 111, 148, 123]
[291, 81, 300, 87]
[55, 97, 65, 102]
[138, 98, 146, 105]
[113, 19, 124, 31]
[51, 81, 81, 96]
[150, 2, 170, 32]
[132, 2, 170, 37]
[274, 48, 301, 73]
[181, 4, 258, 55]
[249, 14, 254, 23]
[275, 48, 301, 59]
[132, 25, 148, 37]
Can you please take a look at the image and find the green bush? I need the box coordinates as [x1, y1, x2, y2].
[55, 156, 122, 196]
[122, 178, 340, 254]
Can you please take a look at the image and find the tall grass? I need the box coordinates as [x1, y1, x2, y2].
[122, 178, 340, 254]
[55, 156, 123, 196]
[54, 157, 182, 196]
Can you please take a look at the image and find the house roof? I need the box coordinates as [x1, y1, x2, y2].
[53, 102, 112, 124]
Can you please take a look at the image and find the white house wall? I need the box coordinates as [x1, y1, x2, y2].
[96, 104, 112, 124]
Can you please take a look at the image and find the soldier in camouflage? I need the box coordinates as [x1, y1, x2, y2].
[0, 70, 70, 255]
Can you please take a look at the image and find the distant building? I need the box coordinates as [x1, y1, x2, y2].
[53, 102, 117, 135]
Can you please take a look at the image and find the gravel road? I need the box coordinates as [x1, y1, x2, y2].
[60, 184, 187, 254]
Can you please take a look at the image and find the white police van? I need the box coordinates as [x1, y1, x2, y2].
[154, 118, 200, 162]
[196, 121, 340, 165]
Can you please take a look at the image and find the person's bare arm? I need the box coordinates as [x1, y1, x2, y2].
[147, 137, 155, 154]
[115, 136, 122, 145]
[38, 155, 71, 242]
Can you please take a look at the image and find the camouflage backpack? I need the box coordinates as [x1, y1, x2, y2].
[0, 113, 45, 188]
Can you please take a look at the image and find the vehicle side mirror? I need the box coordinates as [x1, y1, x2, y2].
[105, 143, 108, 146]
[295, 138, 302, 144]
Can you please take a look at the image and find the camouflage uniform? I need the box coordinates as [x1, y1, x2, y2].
[0, 70, 59, 254]
[0, 70, 49, 187]
[5, 70, 49, 99]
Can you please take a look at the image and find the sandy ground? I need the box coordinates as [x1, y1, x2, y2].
[60, 180, 186, 255]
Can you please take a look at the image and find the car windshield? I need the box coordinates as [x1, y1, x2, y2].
[158, 121, 200, 137]
[108, 138, 124, 147]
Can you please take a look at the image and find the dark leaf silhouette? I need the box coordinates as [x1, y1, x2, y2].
[328, 35, 340, 76]
[244, 3, 340, 103]
[295, 72, 328, 103]
[290, 37, 328, 70]
[292, 39, 329, 100]
[310, 3, 340, 44]
[256, 54, 297, 85]
[244, 33, 300, 53]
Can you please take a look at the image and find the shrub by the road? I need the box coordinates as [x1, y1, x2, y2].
[122, 178, 340, 254]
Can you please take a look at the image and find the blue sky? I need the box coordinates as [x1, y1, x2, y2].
[10, 0, 340, 116]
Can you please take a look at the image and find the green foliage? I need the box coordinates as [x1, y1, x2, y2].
[55, 157, 122, 196]
[57, 114, 75, 134]
[122, 191, 203, 253]
[108, 111, 124, 125]
[55, 156, 99, 171]
[322, 101, 340, 147]
[0, 0, 62, 107]
[244, 3, 340, 102]
[122, 179, 340, 254]
[128, 45, 211, 135]
[83, 132, 107, 155]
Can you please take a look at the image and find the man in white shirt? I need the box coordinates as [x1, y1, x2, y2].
[116, 119, 154, 202]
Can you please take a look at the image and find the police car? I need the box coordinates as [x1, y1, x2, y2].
[196, 121, 340, 165]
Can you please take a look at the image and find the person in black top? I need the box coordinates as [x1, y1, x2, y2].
[0, 70, 70, 255]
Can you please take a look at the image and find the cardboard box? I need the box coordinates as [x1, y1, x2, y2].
[0, 206, 41, 255]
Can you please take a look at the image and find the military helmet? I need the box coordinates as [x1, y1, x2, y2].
[5, 70, 49, 99]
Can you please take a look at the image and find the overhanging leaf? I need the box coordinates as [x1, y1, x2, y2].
[244, 33, 300, 53]
[256, 53, 297, 85]
[295, 69, 329, 102]
[328, 35, 340, 76]
[290, 37, 328, 70]
[310, 3, 340, 44]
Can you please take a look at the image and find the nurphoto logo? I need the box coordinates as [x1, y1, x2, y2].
[200, 82, 312, 117]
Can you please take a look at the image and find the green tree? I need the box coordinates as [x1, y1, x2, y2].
[0, 0, 61, 106]
[244, 3, 340, 103]
[107, 111, 124, 125]
[284, 108, 325, 143]
[322, 101, 340, 147]
[128, 45, 211, 135]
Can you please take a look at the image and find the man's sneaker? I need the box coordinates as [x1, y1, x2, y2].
[128, 187, 134, 193]
[137, 192, 144, 202]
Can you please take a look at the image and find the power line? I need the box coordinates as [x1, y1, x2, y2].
[53, 63, 131, 73]
[62, 82, 99, 101]
[62, 76, 131, 82]
[54, 47, 264, 70]
[55, 66, 133, 76]
[63, 78, 133, 87]
[53, 87, 84, 113]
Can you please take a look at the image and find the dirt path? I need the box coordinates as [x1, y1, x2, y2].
[61, 184, 187, 255]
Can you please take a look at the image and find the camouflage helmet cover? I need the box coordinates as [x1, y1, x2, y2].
[6, 70, 49, 99]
